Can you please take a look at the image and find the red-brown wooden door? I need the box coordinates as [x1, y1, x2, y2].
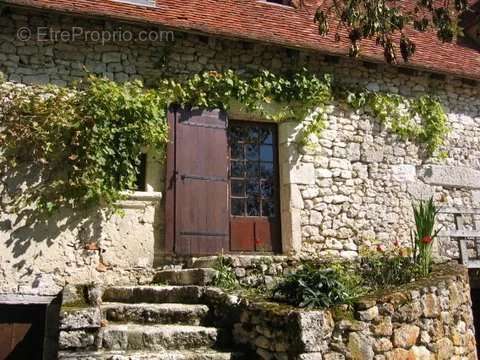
[228, 121, 281, 253]
[0, 304, 46, 360]
[166, 107, 230, 255]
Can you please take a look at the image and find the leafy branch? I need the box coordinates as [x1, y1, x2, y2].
[315, 0, 470, 63]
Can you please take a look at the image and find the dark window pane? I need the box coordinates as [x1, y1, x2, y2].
[261, 180, 274, 198]
[231, 143, 244, 160]
[246, 144, 259, 160]
[262, 201, 275, 218]
[245, 127, 259, 143]
[246, 180, 260, 196]
[231, 198, 245, 216]
[135, 153, 147, 191]
[260, 162, 274, 178]
[229, 126, 248, 143]
[247, 196, 260, 216]
[231, 180, 244, 196]
[231, 161, 245, 177]
[246, 162, 260, 177]
[259, 128, 273, 144]
[260, 145, 273, 161]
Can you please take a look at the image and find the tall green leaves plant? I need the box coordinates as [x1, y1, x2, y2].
[411, 197, 441, 276]
[212, 253, 238, 290]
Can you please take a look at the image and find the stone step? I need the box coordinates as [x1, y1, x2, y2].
[59, 349, 243, 360]
[189, 257, 219, 269]
[102, 286, 204, 304]
[153, 268, 217, 286]
[102, 303, 210, 326]
[101, 324, 220, 351]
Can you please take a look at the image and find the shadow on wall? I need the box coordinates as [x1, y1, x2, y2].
[0, 165, 104, 274]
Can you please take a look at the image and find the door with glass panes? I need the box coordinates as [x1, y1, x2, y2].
[229, 121, 281, 253]
[165, 108, 281, 255]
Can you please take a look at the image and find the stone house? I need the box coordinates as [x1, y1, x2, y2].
[0, 0, 480, 358]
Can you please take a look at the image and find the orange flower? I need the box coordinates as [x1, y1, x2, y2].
[421, 235, 433, 244]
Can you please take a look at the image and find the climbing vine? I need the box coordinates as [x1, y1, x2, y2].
[342, 88, 449, 155]
[0, 69, 449, 214]
[0, 78, 168, 214]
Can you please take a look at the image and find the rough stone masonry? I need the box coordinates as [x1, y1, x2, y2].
[0, 6, 480, 290]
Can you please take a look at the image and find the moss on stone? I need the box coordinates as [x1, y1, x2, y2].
[332, 306, 355, 321]
[61, 301, 89, 310]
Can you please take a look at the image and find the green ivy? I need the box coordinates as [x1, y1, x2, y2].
[161, 69, 333, 142]
[343, 89, 449, 155]
[0, 77, 168, 214]
[0, 70, 450, 214]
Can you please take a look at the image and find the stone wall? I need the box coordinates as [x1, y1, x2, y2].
[232, 263, 477, 360]
[186, 255, 299, 288]
[0, 194, 161, 294]
[1, 6, 480, 289]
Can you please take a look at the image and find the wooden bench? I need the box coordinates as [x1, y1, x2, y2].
[438, 207, 480, 268]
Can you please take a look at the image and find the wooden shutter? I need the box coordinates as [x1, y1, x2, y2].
[165, 107, 230, 256]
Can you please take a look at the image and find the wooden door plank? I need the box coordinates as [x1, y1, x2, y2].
[459, 239, 470, 266]
[230, 218, 255, 252]
[439, 230, 480, 238]
[173, 108, 229, 256]
[440, 207, 480, 215]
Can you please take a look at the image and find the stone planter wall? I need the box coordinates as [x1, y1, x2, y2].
[232, 263, 477, 360]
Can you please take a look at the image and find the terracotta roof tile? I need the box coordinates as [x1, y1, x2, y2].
[4, 0, 480, 80]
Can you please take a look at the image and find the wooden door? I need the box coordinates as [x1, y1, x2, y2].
[165, 107, 230, 255]
[229, 121, 281, 253]
[0, 304, 46, 360]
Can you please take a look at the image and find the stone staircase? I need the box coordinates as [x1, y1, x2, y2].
[58, 269, 243, 360]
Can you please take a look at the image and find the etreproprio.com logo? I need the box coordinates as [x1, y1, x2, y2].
[17, 26, 175, 44]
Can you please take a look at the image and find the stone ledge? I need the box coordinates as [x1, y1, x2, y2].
[418, 165, 480, 189]
[0, 294, 57, 305]
[116, 191, 163, 209]
[122, 191, 163, 201]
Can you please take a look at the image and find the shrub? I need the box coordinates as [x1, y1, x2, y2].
[272, 261, 363, 309]
[212, 255, 238, 290]
[360, 247, 419, 290]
